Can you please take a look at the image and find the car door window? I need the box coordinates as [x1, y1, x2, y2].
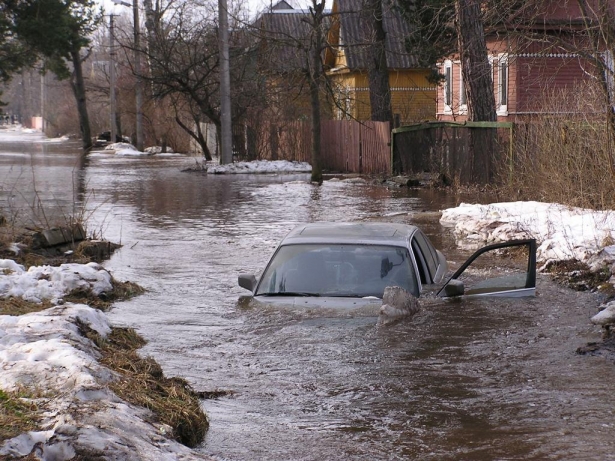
[412, 231, 438, 282]
[411, 240, 429, 284]
[438, 239, 537, 298]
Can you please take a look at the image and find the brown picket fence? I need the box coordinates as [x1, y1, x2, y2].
[236, 120, 391, 174]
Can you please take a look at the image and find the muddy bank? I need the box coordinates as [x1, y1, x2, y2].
[0, 230, 212, 458]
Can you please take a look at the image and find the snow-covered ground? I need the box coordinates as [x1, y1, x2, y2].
[0, 260, 112, 303]
[0, 125, 47, 142]
[441, 201, 615, 269]
[207, 159, 312, 174]
[104, 142, 153, 156]
[0, 260, 210, 460]
[102, 143, 184, 157]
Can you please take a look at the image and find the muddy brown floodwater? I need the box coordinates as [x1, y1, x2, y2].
[1, 132, 614, 460]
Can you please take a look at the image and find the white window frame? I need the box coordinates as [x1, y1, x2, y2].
[458, 61, 467, 114]
[497, 53, 509, 116]
[336, 87, 352, 120]
[443, 59, 453, 114]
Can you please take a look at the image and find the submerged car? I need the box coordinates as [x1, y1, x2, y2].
[238, 222, 536, 303]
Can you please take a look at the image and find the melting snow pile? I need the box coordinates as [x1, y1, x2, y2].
[0, 260, 112, 303]
[208, 160, 312, 174]
[0, 261, 210, 460]
[105, 142, 154, 156]
[104, 143, 183, 157]
[441, 201, 615, 269]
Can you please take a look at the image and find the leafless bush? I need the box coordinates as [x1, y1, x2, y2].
[500, 80, 615, 210]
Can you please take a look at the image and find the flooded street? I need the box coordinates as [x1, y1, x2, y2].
[1, 133, 615, 460]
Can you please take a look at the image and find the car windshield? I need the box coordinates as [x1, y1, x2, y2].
[255, 244, 419, 298]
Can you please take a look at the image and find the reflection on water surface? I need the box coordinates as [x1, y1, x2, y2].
[1, 134, 613, 460]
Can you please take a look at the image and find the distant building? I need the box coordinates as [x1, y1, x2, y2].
[437, 1, 612, 121]
[325, 0, 437, 125]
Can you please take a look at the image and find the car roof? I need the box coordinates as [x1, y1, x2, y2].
[280, 222, 419, 246]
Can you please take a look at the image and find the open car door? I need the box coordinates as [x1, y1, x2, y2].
[438, 239, 537, 298]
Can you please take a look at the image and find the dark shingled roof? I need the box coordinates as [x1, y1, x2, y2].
[335, 0, 419, 70]
[255, 7, 321, 72]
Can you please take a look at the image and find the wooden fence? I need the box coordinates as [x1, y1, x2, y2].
[234, 120, 391, 174]
[391, 121, 514, 184]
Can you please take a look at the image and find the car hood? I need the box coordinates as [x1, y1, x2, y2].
[252, 295, 383, 312]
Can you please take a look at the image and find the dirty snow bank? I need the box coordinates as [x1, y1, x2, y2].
[104, 143, 183, 157]
[0, 262, 211, 460]
[207, 159, 312, 174]
[0, 260, 112, 303]
[105, 142, 154, 156]
[440, 201, 615, 269]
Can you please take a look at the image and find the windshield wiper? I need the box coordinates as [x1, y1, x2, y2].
[258, 292, 320, 297]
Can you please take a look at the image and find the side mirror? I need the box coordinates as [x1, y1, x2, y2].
[238, 274, 257, 292]
[441, 279, 465, 297]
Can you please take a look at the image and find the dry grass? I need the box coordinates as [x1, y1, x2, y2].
[543, 259, 613, 293]
[0, 279, 145, 317]
[0, 238, 122, 269]
[0, 389, 40, 441]
[79, 323, 209, 448]
[0, 297, 54, 316]
[64, 280, 146, 311]
[499, 81, 615, 210]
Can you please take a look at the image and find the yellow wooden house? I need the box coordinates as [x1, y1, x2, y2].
[325, 0, 436, 124]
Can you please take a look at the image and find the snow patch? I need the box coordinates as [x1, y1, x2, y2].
[591, 301, 615, 326]
[440, 201, 615, 264]
[208, 160, 312, 174]
[0, 303, 211, 460]
[0, 260, 113, 303]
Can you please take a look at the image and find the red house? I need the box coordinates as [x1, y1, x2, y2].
[436, 1, 612, 121]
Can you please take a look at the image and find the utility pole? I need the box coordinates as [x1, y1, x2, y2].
[113, 0, 142, 149]
[218, 0, 232, 164]
[40, 72, 45, 132]
[109, 14, 117, 144]
[133, 0, 144, 151]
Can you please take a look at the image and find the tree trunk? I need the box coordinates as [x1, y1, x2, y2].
[365, 0, 393, 124]
[456, 0, 495, 122]
[142, 0, 158, 54]
[456, 0, 496, 183]
[175, 115, 213, 160]
[309, 0, 325, 184]
[69, 48, 92, 153]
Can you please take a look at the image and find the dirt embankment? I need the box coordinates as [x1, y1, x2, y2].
[0, 222, 213, 456]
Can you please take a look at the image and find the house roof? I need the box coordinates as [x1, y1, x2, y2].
[271, 0, 294, 10]
[254, 4, 331, 72]
[489, 0, 615, 30]
[333, 0, 419, 70]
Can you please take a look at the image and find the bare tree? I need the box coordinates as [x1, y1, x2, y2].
[118, 0, 262, 159]
[248, 2, 335, 178]
[12, 0, 101, 153]
[364, 0, 393, 124]
[456, 0, 496, 122]
[494, 0, 615, 170]
[307, 0, 326, 183]
[574, 0, 615, 161]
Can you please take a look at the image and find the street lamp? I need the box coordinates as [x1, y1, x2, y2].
[113, 0, 143, 151]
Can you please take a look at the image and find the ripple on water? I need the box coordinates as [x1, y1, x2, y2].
[2, 144, 614, 460]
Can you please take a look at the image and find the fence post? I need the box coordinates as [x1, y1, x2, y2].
[390, 128, 395, 175]
[359, 124, 363, 174]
